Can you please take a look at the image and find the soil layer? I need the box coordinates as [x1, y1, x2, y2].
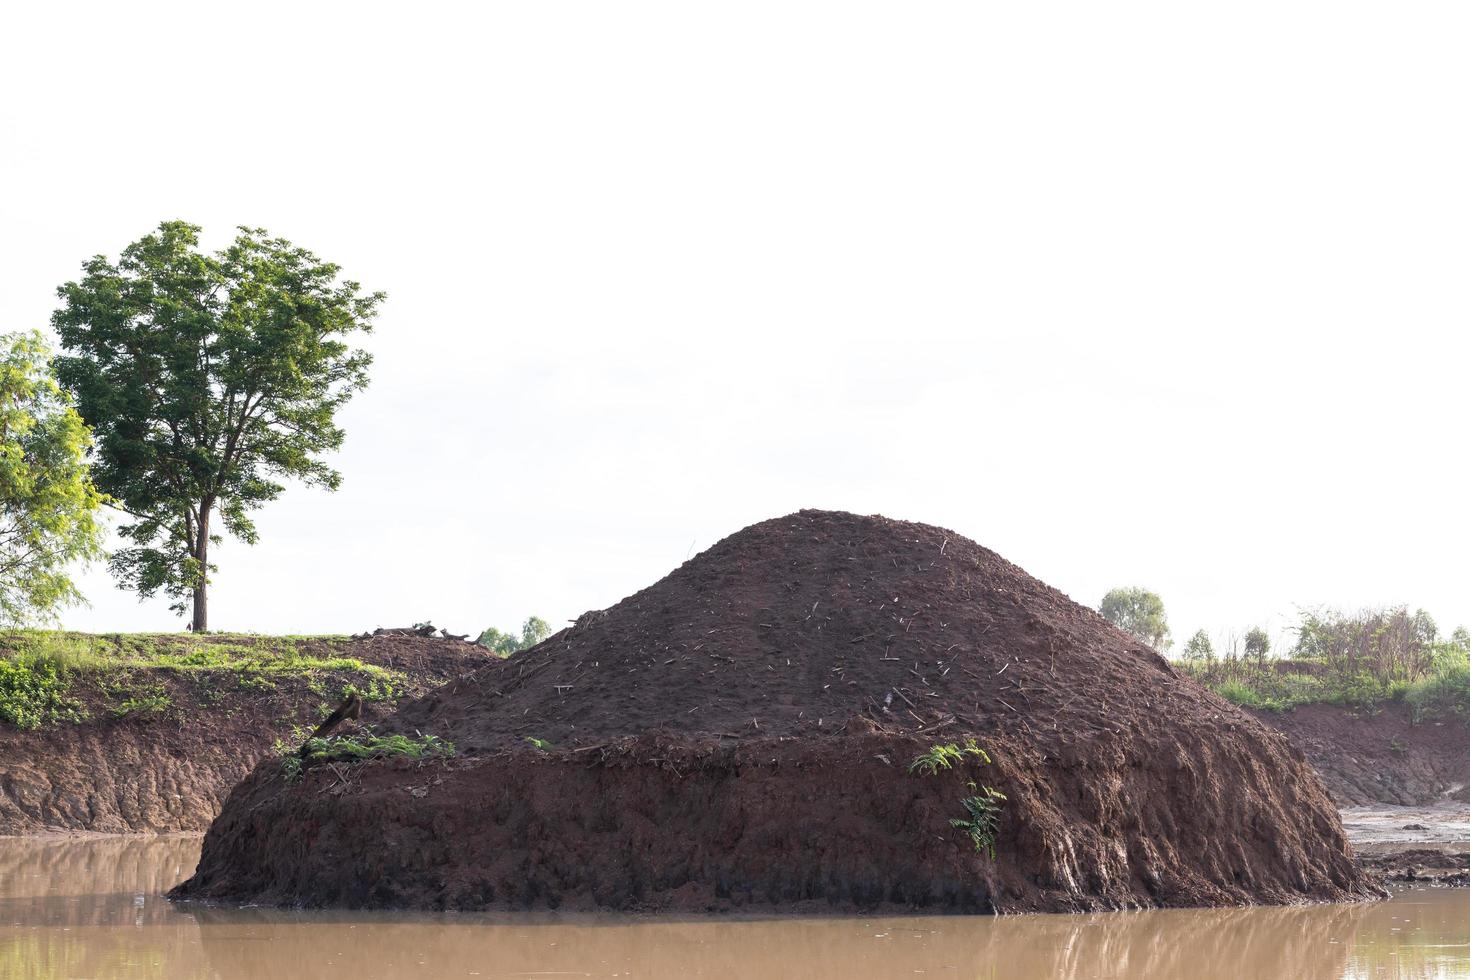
[0, 635, 485, 834]
[1248, 703, 1470, 807]
[175, 511, 1381, 912]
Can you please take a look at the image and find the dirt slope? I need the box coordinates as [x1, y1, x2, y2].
[0, 635, 485, 834]
[1250, 703, 1470, 807]
[175, 510, 1380, 913]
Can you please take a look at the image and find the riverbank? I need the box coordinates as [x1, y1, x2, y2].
[0, 632, 486, 834]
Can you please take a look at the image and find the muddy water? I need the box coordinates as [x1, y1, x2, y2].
[3, 837, 1469, 980]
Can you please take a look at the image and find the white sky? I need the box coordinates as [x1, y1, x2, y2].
[1, 2, 1466, 651]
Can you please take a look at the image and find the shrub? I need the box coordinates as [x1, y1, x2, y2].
[0, 655, 84, 729]
[1405, 666, 1470, 722]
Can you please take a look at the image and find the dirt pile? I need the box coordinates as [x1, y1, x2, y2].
[174, 510, 1380, 912]
[0, 635, 485, 834]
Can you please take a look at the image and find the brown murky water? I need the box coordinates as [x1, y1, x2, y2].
[3, 836, 1469, 980]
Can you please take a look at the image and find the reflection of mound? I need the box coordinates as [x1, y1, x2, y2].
[177, 512, 1379, 912]
[0, 835, 198, 909]
[185, 902, 1367, 980]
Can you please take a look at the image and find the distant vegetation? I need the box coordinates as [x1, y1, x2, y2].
[1100, 589, 1470, 722]
[1176, 607, 1470, 720]
[1099, 587, 1171, 650]
[477, 616, 552, 656]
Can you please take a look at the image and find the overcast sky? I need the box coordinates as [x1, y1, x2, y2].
[2, 2, 1466, 651]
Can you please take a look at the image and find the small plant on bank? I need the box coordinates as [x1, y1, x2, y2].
[111, 691, 171, 718]
[908, 738, 990, 776]
[909, 738, 1006, 858]
[951, 783, 1008, 859]
[283, 727, 455, 780]
[524, 736, 554, 751]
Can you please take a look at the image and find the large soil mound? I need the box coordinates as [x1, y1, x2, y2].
[174, 511, 1380, 912]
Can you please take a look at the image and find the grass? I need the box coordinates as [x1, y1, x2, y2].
[0, 630, 408, 730]
[282, 727, 455, 779]
[0, 654, 86, 729]
[1180, 655, 1470, 719]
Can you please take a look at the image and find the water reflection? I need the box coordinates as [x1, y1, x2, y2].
[1, 836, 1467, 980]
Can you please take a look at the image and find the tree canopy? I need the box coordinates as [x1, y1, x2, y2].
[478, 616, 553, 656]
[52, 221, 381, 631]
[1099, 586, 1171, 650]
[0, 331, 105, 624]
[1183, 628, 1214, 661]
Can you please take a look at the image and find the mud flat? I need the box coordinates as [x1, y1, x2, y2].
[174, 510, 1380, 913]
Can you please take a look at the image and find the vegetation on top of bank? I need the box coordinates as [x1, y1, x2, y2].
[1173, 607, 1470, 720]
[0, 631, 407, 730]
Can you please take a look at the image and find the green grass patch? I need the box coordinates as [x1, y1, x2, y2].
[282, 727, 455, 779]
[0, 630, 407, 730]
[1183, 659, 1427, 713]
[0, 654, 86, 729]
[1405, 666, 1470, 722]
[111, 691, 171, 718]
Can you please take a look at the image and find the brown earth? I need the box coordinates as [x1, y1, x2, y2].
[0, 635, 487, 835]
[174, 510, 1381, 913]
[1359, 848, 1470, 885]
[1249, 703, 1470, 807]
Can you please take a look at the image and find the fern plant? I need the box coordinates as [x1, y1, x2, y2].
[908, 738, 991, 776]
[951, 783, 1008, 859]
[909, 738, 1007, 859]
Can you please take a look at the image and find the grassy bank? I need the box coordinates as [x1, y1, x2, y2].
[0, 631, 406, 730]
[1178, 653, 1470, 720]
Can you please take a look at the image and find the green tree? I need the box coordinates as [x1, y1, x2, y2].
[477, 616, 553, 656]
[52, 221, 381, 631]
[1183, 628, 1214, 661]
[0, 331, 105, 624]
[1099, 586, 1171, 650]
[1243, 626, 1271, 664]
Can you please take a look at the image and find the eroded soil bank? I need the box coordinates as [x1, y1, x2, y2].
[174, 511, 1379, 913]
[1249, 702, 1470, 807]
[175, 729, 1374, 914]
[0, 634, 485, 834]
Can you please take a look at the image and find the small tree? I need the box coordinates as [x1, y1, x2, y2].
[0, 331, 105, 624]
[52, 222, 381, 631]
[1100, 586, 1171, 650]
[1183, 629, 1215, 662]
[477, 616, 553, 656]
[1243, 627, 1271, 665]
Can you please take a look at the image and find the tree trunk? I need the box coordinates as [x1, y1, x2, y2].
[192, 506, 210, 633]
